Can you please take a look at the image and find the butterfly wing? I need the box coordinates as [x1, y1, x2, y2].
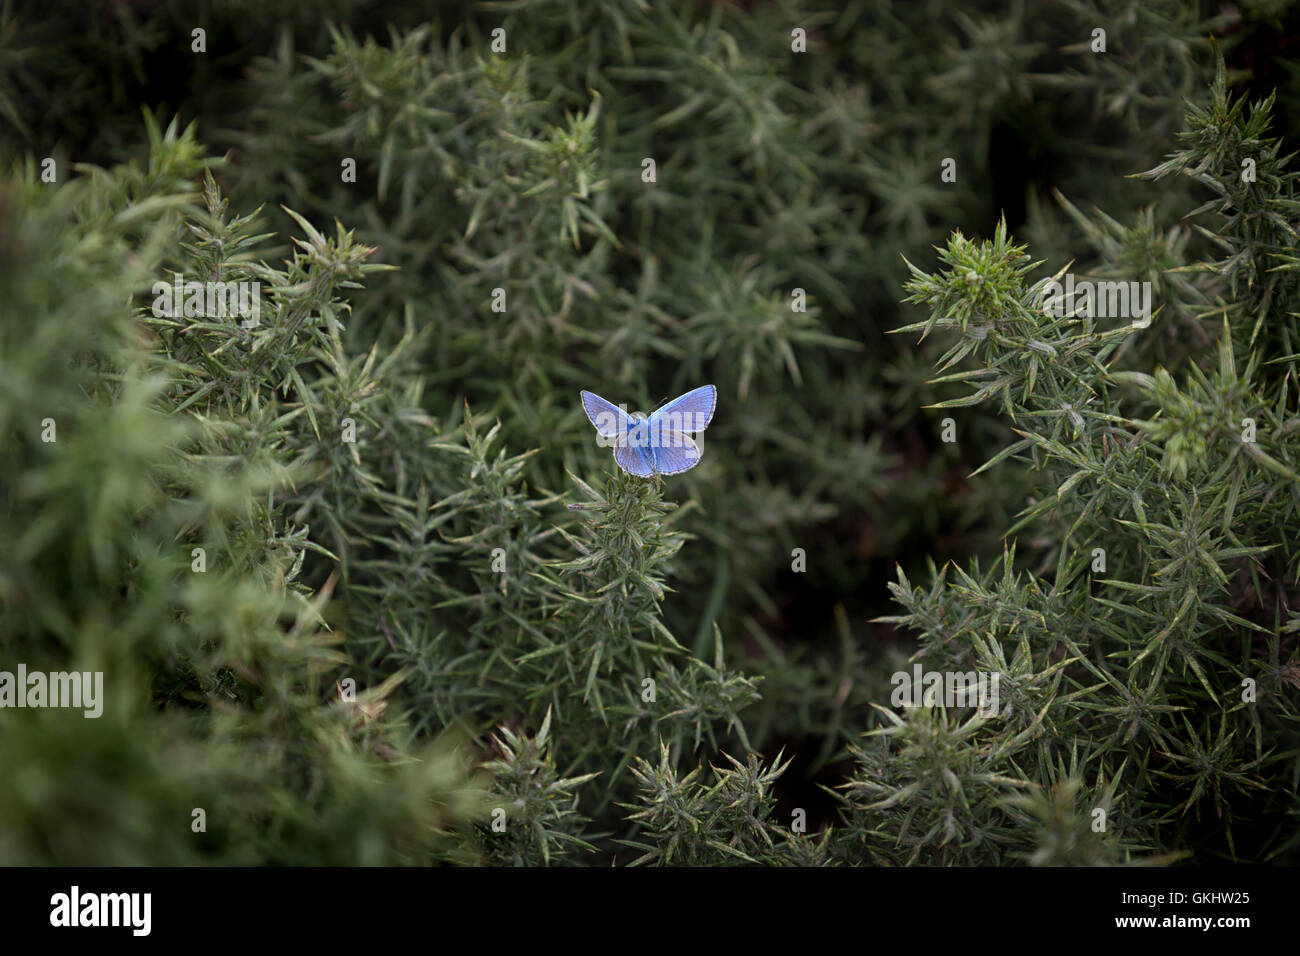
[649, 431, 702, 475]
[648, 385, 716, 435]
[580, 390, 632, 440]
[615, 441, 656, 477]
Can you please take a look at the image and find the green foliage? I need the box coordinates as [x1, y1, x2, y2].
[0, 127, 485, 865]
[619, 741, 823, 865]
[473, 707, 600, 866]
[2, 0, 1299, 866]
[878, 52, 1300, 863]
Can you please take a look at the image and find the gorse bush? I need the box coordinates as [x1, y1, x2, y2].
[0, 121, 486, 865]
[1, 0, 1298, 865]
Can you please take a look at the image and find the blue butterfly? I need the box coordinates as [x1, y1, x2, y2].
[580, 385, 717, 477]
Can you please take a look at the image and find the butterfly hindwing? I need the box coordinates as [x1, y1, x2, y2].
[615, 440, 656, 478]
[648, 385, 716, 435]
[580, 390, 632, 439]
[648, 431, 702, 475]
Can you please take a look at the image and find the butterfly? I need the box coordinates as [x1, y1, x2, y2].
[580, 385, 717, 477]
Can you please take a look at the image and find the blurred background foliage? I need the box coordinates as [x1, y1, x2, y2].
[2, 0, 1299, 864]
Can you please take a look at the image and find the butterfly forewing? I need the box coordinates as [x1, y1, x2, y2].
[580, 390, 632, 440]
[649, 385, 716, 435]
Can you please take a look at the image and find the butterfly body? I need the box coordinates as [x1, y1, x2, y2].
[580, 385, 716, 477]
